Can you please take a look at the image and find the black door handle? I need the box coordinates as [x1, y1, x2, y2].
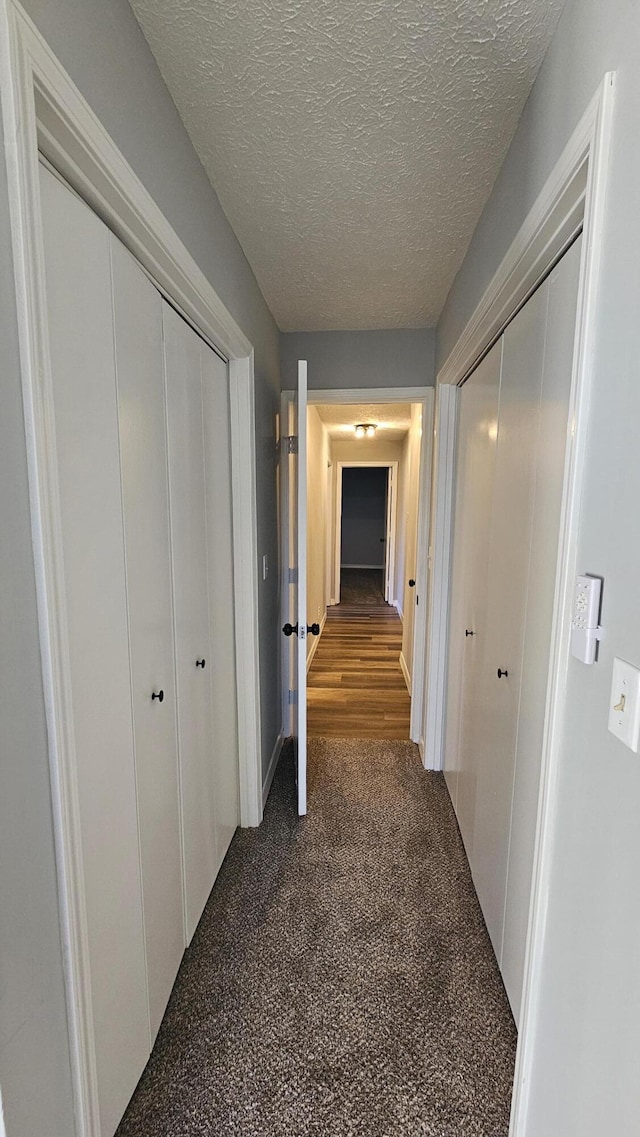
[151, 689, 164, 702]
[282, 623, 298, 637]
[307, 623, 320, 636]
[196, 658, 206, 668]
[497, 668, 509, 679]
[408, 579, 416, 588]
[465, 629, 475, 637]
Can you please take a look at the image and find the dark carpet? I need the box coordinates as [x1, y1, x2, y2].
[116, 739, 516, 1136]
[339, 567, 387, 606]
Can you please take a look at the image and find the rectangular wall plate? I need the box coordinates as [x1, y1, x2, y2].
[608, 657, 640, 752]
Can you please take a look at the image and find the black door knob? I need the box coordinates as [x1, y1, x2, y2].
[465, 629, 475, 637]
[497, 669, 509, 679]
[307, 623, 320, 636]
[196, 658, 206, 668]
[152, 689, 164, 702]
[408, 579, 416, 588]
[282, 622, 298, 637]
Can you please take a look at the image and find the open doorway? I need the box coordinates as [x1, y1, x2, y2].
[281, 390, 433, 749]
[336, 463, 396, 606]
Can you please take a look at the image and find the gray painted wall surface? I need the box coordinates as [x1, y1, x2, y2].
[1, 1, 281, 1131]
[438, 2, 640, 1132]
[340, 467, 387, 567]
[19, 0, 281, 785]
[281, 328, 435, 390]
[0, 119, 75, 1134]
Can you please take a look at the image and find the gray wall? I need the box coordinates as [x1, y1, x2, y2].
[437, 1, 640, 1132]
[281, 328, 435, 391]
[1, 1, 281, 1132]
[340, 468, 387, 568]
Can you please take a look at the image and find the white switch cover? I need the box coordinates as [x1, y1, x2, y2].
[608, 657, 640, 752]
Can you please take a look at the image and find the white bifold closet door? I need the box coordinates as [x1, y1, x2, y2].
[110, 241, 185, 1039]
[444, 338, 502, 860]
[445, 235, 582, 1025]
[39, 159, 241, 1136]
[163, 305, 239, 942]
[39, 165, 150, 1134]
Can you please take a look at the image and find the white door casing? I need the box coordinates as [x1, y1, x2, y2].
[334, 461, 399, 607]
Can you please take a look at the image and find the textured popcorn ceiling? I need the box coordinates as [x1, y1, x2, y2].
[315, 403, 411, 440]
[128, 0, 565, 330]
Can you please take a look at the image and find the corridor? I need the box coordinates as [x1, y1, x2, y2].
[307, 574, 411, 739]
[116, 741, 516, 1136]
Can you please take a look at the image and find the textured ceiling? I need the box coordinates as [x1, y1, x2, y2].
[315, 402, 411, 440]
[129, 0, 565, 330]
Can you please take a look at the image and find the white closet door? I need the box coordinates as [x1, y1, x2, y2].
[39, 166, 149, 1134]
[111, 240, 184, 1040]
[201, 343, 241, 856]
[163, 303, 219, 942]
[471, 281, 550, 960]
[452, 341, 502, 855]
[501, 236, 582, 1021]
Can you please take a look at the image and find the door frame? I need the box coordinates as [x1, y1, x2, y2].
[281, 386, 433, 748]
[422, 75, 615, 1136]
[0, 4, 263, 1131]
[334, 460, 398, 606]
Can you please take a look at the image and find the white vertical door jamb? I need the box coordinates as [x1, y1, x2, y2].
[410, 391, 434, 747]
[423, 383, 458, 770]
[296, 361, 308, 815]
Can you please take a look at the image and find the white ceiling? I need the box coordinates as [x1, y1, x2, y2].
[314, 403, 412, 441]
[129, 0, 565, 331]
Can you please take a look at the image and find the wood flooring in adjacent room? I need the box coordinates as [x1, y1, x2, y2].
[307, 602, 411, 740]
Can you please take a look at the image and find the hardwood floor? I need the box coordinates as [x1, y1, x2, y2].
[307, 604, 411, 739]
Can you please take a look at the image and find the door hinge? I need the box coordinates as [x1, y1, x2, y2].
[288, 689, 298, 705]
[288, 567, 298, 584]
[282, 435, 298, 454]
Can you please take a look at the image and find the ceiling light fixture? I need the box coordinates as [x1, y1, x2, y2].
[354, 423, 377, 438]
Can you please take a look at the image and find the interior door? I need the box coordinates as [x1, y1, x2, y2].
[283, 361, 308, 815]
[471, 281, 549, 961]
[111, 239, 185, 1042]
[163, 302, 219, 944]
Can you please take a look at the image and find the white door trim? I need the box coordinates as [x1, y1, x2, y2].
[334, 461, 399, 605]
[307, 386, 431, 405]
[421, 74, 615, 1136]
[0, 4, 263, 1132]
[410, 389, 434, 747]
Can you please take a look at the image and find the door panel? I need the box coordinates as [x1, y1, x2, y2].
[111, 240, 184, 1041]
[296, 362, 308, 814]
[163, 303, 218, 942]
[39, 165, 150, 1134]
[471, 281, 550, 960]
[201, 342, 241, 858]
[501, 236, 582, 1021]
[445, 341, 502, 849]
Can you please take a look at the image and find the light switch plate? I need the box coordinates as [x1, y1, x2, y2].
[608, 657, 640, 752]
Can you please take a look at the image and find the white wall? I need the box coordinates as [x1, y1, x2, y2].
[306, 406, 330, 660]
[437, 2, 640, 1132]
[281, 328, 435, 390]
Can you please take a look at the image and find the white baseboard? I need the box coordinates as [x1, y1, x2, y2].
[306, 609, 327, 673]
[395, 601, 403, 621]
[262, 731, 285, 808]
[400, 650, 412, 696]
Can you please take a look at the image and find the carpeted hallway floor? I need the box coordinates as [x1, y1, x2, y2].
[339, 567, 387, 606]
[116, 739, 516, 1136]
